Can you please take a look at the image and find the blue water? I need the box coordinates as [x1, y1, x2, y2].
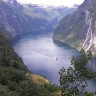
[13, 34, 96, 91]
[13, 34, 78, 84]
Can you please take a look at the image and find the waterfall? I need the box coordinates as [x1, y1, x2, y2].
[82, 17, 93, 52]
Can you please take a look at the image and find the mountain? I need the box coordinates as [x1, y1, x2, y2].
[0, 30, 61, 95]
[0, 0, 77, 39]
[53, 0, 96, 55]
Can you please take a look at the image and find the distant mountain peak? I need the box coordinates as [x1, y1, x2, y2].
[3, 0, 19, 6]
[26, 3, 79, 9]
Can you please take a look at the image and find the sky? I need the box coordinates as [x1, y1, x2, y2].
[17, 0, 84, 7]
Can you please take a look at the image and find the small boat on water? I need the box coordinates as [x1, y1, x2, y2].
[54, 57, 58, 60]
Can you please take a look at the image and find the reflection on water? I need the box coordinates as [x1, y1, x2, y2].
[14, 34, 78, 84]
[13, 34, 96, 90]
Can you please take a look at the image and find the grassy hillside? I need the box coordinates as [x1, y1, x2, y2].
[0, 32, 60, 96]
[29, 74, 50, 85]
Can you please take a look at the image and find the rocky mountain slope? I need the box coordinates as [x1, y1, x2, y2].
[53, 0, 96, 55]
[0, 0, 77, 39]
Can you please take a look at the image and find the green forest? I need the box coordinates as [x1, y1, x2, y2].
[0, 32, 59, 96]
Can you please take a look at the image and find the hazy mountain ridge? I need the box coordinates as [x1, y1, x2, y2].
[0, 0, 77, 39]
[53, 0, 96, 55]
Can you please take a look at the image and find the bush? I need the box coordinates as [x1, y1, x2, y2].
[59, 49, 96, 96]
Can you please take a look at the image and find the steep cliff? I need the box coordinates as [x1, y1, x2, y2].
[0, 0, 53, 38]
[0, 0, 77, 39]
[53, 0, 96, 55]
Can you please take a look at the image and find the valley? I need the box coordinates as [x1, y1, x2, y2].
[0, 0, 96, 95]
[13, 34, 79, 85]
[0, 0, 77, 38]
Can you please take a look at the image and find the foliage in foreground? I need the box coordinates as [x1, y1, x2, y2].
[0, 32, 57, 96]
[59, 49, 96, 96]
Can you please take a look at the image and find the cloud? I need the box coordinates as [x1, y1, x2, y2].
[17, 0, 84, 6]
[17, 0, 84, 7]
